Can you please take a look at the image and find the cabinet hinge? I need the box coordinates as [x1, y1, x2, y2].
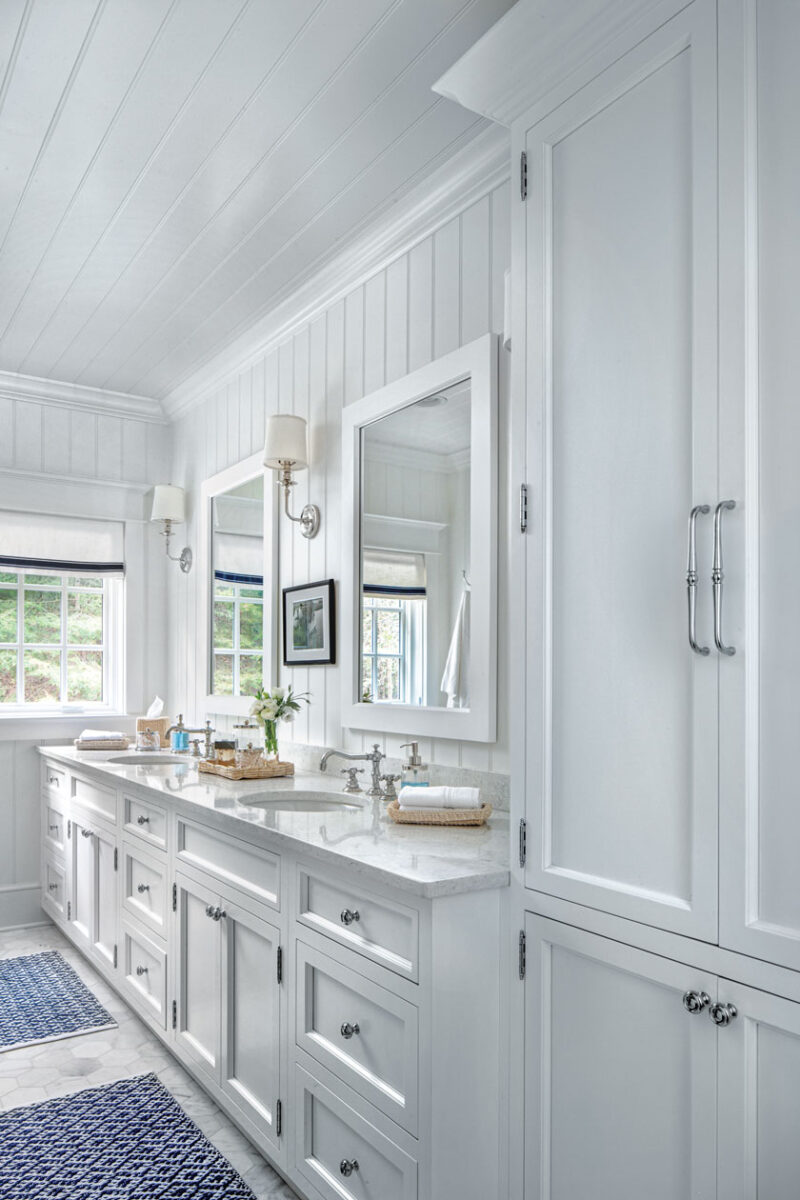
[172, 882, 177, 912]
[67, 819, 72, 839]
[172, 1000, 177, 1030]
[519, 818, 527, 868]
[520, 483, 529, 533]
[114, 847, 118, 872]
[67, 900, 71, 920]
[277, 945, 283, 985]
[518, 929, 527, 981]
[113, 944, 118, 969]
[276, 1099, 282, 1138]
[520, 150, 528, 201]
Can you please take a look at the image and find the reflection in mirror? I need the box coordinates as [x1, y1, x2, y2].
[210, 476, 265, 696]
[360, 379, 470, 709]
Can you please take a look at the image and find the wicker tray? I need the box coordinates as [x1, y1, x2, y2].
[198, 758, 295, 781]
[74, 738, 131, 751]
[387, 800, 492, 827]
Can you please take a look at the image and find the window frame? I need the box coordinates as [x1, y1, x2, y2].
[212, 576, 265, 698]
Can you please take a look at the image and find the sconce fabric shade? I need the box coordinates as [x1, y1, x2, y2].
[151, 484, 186, 524]
[264, 414, 309, 470]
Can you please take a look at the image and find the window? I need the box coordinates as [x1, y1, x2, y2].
[212, 575, 264, 696]
[0, 569, 120, 709]
[361, 595, 426, 704]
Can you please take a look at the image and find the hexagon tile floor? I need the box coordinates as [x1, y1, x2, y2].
[0, 923, 299, 1200]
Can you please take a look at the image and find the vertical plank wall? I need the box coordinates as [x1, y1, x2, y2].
[0, 401, 171, 926]
[170, 183, 511, 777]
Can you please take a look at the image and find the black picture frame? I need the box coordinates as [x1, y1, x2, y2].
[282, 578, 336, 666]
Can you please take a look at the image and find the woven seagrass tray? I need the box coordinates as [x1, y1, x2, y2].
[387, 800, 492, 827]
[198, 758, 294, 781]
[74, 738, 131, 751]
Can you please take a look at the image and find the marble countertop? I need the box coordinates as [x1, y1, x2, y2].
[38, 746, 510, 899]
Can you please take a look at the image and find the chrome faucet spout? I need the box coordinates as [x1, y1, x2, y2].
[318, 744, 385, 797]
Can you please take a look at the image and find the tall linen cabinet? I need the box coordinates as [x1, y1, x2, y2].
[437, 0, 800, 1196]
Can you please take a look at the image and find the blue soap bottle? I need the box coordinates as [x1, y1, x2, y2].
[400, 742, 429, 787]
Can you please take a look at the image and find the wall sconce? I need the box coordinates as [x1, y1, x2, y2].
[263, 414, 320, 539]
[151, 484, 192, 573]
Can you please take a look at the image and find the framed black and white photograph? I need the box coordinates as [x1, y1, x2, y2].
[283, 579, 336, 666]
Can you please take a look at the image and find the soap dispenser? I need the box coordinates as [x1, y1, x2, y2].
[400, 742, 429, 788]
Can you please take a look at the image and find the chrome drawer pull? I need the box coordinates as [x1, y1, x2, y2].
[712, 500, 736, 655]
[136, 815, 150, 825]
[340, 1022, 360, 1040]
[682, 990, 710, 1014]
[340, 908, 360, 926]
[686, 505, 710, 655]
[709, 1001, 738, 1027]
[136, 883, 150, 894]
[339, 1159, 359, 1178]
[135, 965, 148, 976]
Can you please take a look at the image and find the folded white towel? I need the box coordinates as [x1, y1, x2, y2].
[398, 785, 481, 811]
[79, 729, 126, 741]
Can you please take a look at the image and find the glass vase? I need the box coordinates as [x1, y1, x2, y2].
[263, 719, 279, 760]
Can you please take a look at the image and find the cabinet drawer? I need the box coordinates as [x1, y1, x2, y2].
[297, 867, 418, 981]
[42, 798, 67, 856]
[177, 819, 279, 910]
[294, 1064, 417, 1200]
[42, 761, 67, 796]
[297, 941, 418, 1135]
[72, 773, 117, 823]
[122, 841, 167, 936]
[42, 856, 67, 920]
[120, 920, 167, 1028]
[123, 794, 167, 851]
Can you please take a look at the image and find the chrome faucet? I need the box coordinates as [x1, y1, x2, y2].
[166, 715, 215, 758]
[320, 743, 385, 798]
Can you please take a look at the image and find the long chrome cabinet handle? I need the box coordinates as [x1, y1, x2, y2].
[686, 505, 710, 655]
[712, 500, 736, 656]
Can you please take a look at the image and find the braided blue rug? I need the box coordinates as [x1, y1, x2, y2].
[0, 1074, 257, 1198]
[0, 951, 115, 1052]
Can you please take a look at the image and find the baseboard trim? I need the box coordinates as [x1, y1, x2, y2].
[0, 883, 42, 931]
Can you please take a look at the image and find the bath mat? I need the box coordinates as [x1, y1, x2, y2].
[0, 950, 115, 1052]
[0, 1074, 257, 1199]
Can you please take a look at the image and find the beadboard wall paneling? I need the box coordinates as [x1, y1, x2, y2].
[169, 183, 510, 775]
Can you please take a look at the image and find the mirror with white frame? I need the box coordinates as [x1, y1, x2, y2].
[200, 452, 278, 715]
[342, 333, 497, 742]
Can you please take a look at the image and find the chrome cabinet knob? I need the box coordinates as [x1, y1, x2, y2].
[340, 908, 360, 925]
[339, 1159, 359, 1177]
[205, 905, 226, 921]
[136, 965, 148, 976]
[205, 904, 216, 919]
[216, 908, 226, 920]
[48, 775, 59, 786]
[137, 815, 150, 825]
[709, 1001, 738, 1027]
[48, 823, 59, 833]
[81, 828, 93, 839]
[682, 990, 711, 1015]
[340, 1022, 360, 1040]
[48, 882, 58, 891]
[137, 883, 150, 894]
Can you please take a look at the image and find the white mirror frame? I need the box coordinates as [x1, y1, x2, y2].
[199, 451, 279, 716]
[342, 332, 498, 742]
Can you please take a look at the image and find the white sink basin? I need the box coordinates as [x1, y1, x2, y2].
[107, 754, 188, 765]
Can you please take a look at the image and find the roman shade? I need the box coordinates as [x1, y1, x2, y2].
[363, 548, 426, 597]
[0, 510, 125, 575]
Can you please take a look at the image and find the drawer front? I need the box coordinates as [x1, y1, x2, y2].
[177, 819, 279, 910]
[297, 941, 418, 1134]
[297, 867, 419, 981]
[122, 841, 167, 935]
[42, 761, 67, 796]
[42, 856, 67, 920]
[123, 794, 168, 851]
[72, 773, 117, 823]
[294, 1064, 417, 1200]
[120, 920, 167, 1027]
[42, 798, 67, 856]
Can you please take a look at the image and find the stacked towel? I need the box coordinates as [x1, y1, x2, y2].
[398, 785, 481, 811]
[79, 729, 126, 741]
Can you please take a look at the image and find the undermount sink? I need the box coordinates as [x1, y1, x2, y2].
[242, 793, 363, 812]
[107, 754, 189, 765]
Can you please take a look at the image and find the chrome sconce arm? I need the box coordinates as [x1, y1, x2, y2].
[159, 517, 192, 574]
[276, 460, 320, 539]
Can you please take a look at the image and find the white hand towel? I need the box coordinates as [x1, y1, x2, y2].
[440, 589, 470, 709]
[79, 729, 126, 741]
[398, 785, 481, 811]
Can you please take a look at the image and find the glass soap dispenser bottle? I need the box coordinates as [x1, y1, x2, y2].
[400, 742, 429, 788]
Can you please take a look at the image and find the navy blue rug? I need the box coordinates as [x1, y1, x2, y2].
[0, 951, 115, 1052]
[0, 1074, 258, 1198]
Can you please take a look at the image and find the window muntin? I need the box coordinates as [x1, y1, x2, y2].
[212, 576, 264, 696]
[0, 569, 117, 709]
[361, 595, 425, 704]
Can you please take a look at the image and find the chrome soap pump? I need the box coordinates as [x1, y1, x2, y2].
[400, 741, 429, 788]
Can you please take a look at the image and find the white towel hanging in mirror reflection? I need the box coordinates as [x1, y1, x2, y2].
[441, 587, 470, 708]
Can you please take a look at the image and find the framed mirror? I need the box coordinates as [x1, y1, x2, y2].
[341, 333, 498, 742]
[199, 452, 278, 715]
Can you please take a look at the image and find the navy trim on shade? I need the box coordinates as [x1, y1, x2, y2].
[0, 556, 125, 575]
[363, 585, 427, 597]
[214, 571, 264, 586]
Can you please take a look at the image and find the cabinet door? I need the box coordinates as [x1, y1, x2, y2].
[93, 823, 118, 970]
[175, 871, 220, 1081]
[718, 0, 800, 971]
[524, 915, 717, 1200]
[717, 979, 800, 1200]
[219, 895, 281, 1151]
[522, 2, 719, 938]
[69, 814, 95, 947]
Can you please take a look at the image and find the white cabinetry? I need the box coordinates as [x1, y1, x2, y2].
[68, 807, 118, 971]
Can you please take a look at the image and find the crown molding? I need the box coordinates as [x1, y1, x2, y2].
[0, 368, 168, 424]
[366, 440, 470, 474]
[164, 123, 511, 421]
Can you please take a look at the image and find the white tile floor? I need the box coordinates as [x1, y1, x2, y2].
[0, 922, 299, 1200]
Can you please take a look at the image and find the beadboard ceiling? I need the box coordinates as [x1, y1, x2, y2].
[0, 0, 513, 409]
